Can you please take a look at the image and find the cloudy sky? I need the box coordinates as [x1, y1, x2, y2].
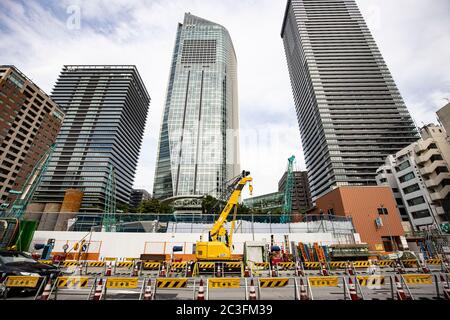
[1, 0, 449, 199]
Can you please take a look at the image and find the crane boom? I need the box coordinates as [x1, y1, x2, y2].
[196, 170, 253, 261]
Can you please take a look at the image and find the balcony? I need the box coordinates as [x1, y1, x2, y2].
[430, 185, 450, 201]
[419, 160, 447, 176]
[416, 148, 440, 165]
[414, 138, 435, 154]
[425, 172, 450, 188]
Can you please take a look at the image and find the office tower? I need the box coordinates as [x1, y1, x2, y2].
[33, 65, 150, 213]
[281, 0, 418, 200]
[153, 13, 240, 200]
[0, 65, 64, 206]
[278, 170, 313, 212]
[130, 189, 151, 209]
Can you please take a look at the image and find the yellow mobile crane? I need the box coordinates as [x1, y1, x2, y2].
[195, 171, 253, 261]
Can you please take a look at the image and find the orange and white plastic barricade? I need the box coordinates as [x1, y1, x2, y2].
[2, 275, 44, 300]
[204, 277, 245, 300]
[256, 277, 294, 300]
[153, 277, 190, 300]
[49, 276, 92, 300]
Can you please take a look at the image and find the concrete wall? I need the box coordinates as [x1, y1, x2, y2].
[31, 231, 361, 259]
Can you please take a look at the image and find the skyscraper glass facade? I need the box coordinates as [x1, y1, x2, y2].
[281, 0, 418, 200]
[153, 13, 240, 200]
[34, 65, 150, 212]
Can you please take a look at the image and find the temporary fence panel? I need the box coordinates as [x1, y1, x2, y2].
[401, 274, 437, 300]
[307, 276, 343, 300]
[103, 277, 143, 300]
[154, 277, 191, 300]
[50, 276, 92, 300]
[257, 277, 295, 300]
[114, 261, 135, 276]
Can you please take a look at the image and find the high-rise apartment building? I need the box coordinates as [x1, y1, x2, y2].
[130, 189, 151, 209]
[0, 65, 64, 206]
[281, 0, 418, 200]
[278, 170, 313, 212]
[153, 13, 240, 200]
[33, 65, 150, 213]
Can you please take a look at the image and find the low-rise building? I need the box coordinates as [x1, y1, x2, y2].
[243, 192, 284, 214]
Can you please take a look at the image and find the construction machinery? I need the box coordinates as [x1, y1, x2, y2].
[280, 155, 295, 223]
[0, 144, 55, 251]
[195, 171, 253, 261]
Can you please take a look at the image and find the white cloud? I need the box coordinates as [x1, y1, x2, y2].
[0, 0, 448, 199]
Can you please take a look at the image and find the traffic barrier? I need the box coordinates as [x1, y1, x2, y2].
[378, 260, 395, 268]
[244, 265, 251, 277]
[114, 261, 134, 276]
[259, 277, 289, 288]
[278, 262, 295, 270]
[393, 275, 413, 300]
[87, 261, 106, 268]
[257, 277, 297, 300]
[346, 262, 355, 276]
[106, 277, 139, 289]
[5, 276, 40, 288]
[426, 259, 441, 265]
[205, 278, 244, 300]
[296, 278, 310, 300]
[439, 274, 450, 300]
[91, 278, 104, 300]
[295, 261, 304, 277]
[105, 262, 112, 276]
[308, 276, 339, 287]
[160, 261, 167, 277]
[61, 260, 79, 267]
[143, 262, 161, 270]
[38, 260, 53, 265]
[156, 278, 188, 289]
[86, 261, 106, 276]
[402, 259, 418, 268]
[49, 276, 91, 300]
[402, 274, 432, 285]
[345, 277, 362, 300]
[329, 261, 347, 269]
[357, 275, 385, 287]
[197, 278, 205, 300]
[248, 278, 257, 300]
[37, 278, 52, 301]
[142, 278, 154, 300]
[320, 262, 329, 276]
[250, 262, 270, 277]
[116, 261, 134, 268]
[303, 262, 320, 270]
[353, 261, 370, 268]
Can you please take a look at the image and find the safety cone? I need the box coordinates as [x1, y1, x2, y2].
[159, 262, 166, 277]
[39, 278, 52, 300]
[440, 274, 450, 300]
[394, 275, 409, 300]
[396, 261, 405, 274]
[197, 278, 205, 300]
[347, 277, 360, 301]
[186, 262, 193, 277]
[92, 278, 104, 300]
[78, 262, 83, 276]
[346, 261, 354, 276]
[143, 278, 153, 300]
[216, 264, 222, 278]
[248, 278, 257, 300]
[296, 262, 304, 277]
[105, 262, 112, 276]
[271, 264, 278, 277]
[420, 260, 430, 274]
[321, 262, 329, 276]
[244, 265, 251, 278]
[299, 278, 309, 300]
[132, 263, 139, 277]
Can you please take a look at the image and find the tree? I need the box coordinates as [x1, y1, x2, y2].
[138, 198, 173, 213]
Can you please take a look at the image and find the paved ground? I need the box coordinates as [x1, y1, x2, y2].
[3, 266, 447, 301]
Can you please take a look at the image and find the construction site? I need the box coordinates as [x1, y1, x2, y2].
[1, 163, 450, 302]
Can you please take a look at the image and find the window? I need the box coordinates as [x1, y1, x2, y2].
[378, 207, 388, 215]
[395, 198, 404, 206]
[399, 172, 415, 183]
[407, 196, 425, 207]
[395, 160, 411, 172]
[403, 184, 420, 194]
[411, 209, 431, 219]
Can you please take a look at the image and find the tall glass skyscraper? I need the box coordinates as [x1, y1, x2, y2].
[153, 13, 240, 200]
[281, 0, 418, 200]
[33, 65, 150, 212]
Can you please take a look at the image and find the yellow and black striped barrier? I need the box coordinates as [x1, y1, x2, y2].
[402, 274, 433, 285]
[308, 276, 339, 287]
[61, 261, 79, 267]
[426, 259, 442, 265]
[402, 260, 418, 267]
[378, 260, 395, 267]
[124, 257, 138, 262]
[87, 261, 106, 268]
[116, 262, 134, 268]
[224, 262, 242, 269]
[143, 262, 161, 270]
[303, 262, 320, 269]
[352, 261, 370, 268]
[259, 278, 289, 288]
[253, 262, 269, 269]
[278, 262, 295, 269]
[329, 261, 347, 269]
[5, 276, 40, 288]
[38, 260, 53, 265]
[197, 262, 215, 269]
[357, 275, 385, 286]
[57, 277, 90, 288]
[156, 278, 188, 289]
[170, 262, 187, 269]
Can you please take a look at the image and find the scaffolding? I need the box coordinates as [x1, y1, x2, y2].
[102, 164, 117, 232]
[280, 155, 295, 223]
